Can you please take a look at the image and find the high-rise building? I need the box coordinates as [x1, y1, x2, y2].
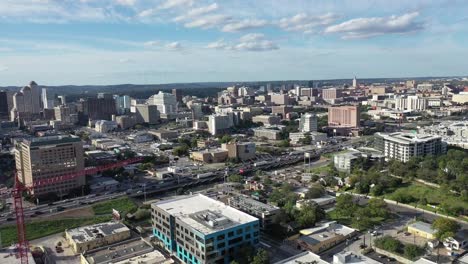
[54, 105, 78, 124]
[81, 96, 117, 121]
[15, 135, 85, 197]
[10, 81, 42, 121]
[208, 114, 235, 135]
[270, 93, 290, 105]
[172, 89, 183, 102]
[328, 106, 360, 128]
[149, 91, 177, 115]
[190, 102, 204, 120]
[374, 132, 447, 162]
[114, 95, 131, 115]
[299, 113, 318, 132]
[135, 104, 160, 124]
[352, 76, 357, 88]
[41, 88, 54, 109]
[57, 95, 67, 105]
[152, 194, 259, 264]
[0, 91, 8, 118]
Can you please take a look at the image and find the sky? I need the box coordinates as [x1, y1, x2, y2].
[0, 0, 468, 86]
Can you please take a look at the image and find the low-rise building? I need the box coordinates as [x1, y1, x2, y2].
[222, 141, 256, 161]
[333, 251, 381, 264]
[274, 251, 328, 264]
[333, 148, 384, 173]
[81, 238, 174, 264]
[291, 221, 356, 254]
[407, 221, 436, 240]
[253, 126, 283, 140]
[289, 132, 328, 145]
[228, 195, 280, 230]
[191, 148, 229, 163]
[65, 222, 131, 254]
[252, 114, 281, 126]
[127, 132, 154, 143]
[149, 129, 178, 141]
[95, 120, 118, 133]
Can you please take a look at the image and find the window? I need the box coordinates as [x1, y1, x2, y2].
[228, 237, 243, 245]
[218, 242, 225, 248]
[236, 229, 242, 235]
[228, 231, 234, 237]
[217, 234, 225, 240]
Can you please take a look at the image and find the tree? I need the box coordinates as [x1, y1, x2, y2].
[296, 203, 325, 228]
[219, 134, 233, 144]
[432, 218, 460, 240]
[374, 236, 402, 253]
[305, 185, 325, 199]
[404, 244, 424, 260]
[367, 198, 388, 218]
[277, 139, 290, 148]
[251, 249, 269, 264]
[352, 207, 373, 230]
[228, 174, 243, 183]
[335, 194, 356, 218]
[173, 144, 189, 156]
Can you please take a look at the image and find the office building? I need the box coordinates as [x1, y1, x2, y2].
[289, 132, 327, 145]
[228, 195, 279, 230]
[0, 91, 8, 118]
[149, 91, 177, 115]
[191, 102, 204, 120]
[270, 93, 290, 105]
[328, 106, 360, 128]
[222, 142, 256, 161]
[57, 95, 67, 105]
[208, 114, 235, 135]
[80, 96, 117, 121]
[54, 105, 78, 124]
[41, 88, 54, 109]
[417, 83, 434, 91]
[152, 194, 259, 264]
[135, 104, 160, 124]
[252, 115, 281, 126]
[237, 86, 254, 97]
[253, 126, 283, 140]
[322, 88, 343, 100]
[148, 129, 178, 141]
[299, 113, 318, 132]
[333, 149, 384, 173]
[10, 81, 42, 121]
[452, 92, 468, 104]
[15, 135, 85, 197]
[374, 132, 447, 162]
[65, 222, 131, 253]
[172, 89, 183, 102]
[271, 105, 292, 119]
[114, 95, 131, 115]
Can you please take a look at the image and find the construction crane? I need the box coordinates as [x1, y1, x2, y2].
[12, 156, 143, 264]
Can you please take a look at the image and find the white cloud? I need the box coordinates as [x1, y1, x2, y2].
[207, 34, 279, 52]
[0, 65, 8, 72]
[279, 13, 338, 34]
[174, 3, 219, 22]
[115, 0, 136, 6]
[144, 40, 160, 47]
[206, 39, 229, 50]
[222, 19, 268, 32]
[138, 8, 156, 17]
[324, 12, 424, 39]
[165, 41, 182, 50]
[119, 58, 132, 63]
[159, 0, 193, 10]
[239, 33, 265, 42]
[184, 14, 232, 29]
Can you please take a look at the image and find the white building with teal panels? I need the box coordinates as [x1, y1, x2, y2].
[152, 194, 259, 264]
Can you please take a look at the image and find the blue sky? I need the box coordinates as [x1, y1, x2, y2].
[0, 0, 467, 86]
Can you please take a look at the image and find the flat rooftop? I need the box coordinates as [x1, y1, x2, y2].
[84, 239, 172, 264]
[154, 194, 258, 235]
[67, 222, 130, 244]
[25, 135, 81, 147]
[334, 251, 381, 264]
[377, 132, 441, 144]
[274, 251, 328, 264]
[299, 221, 356, 245]
[408, 221, 436, 235]
[229, 195, 279, 214]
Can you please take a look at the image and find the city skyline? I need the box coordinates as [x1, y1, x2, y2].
[1, 0, 468, 86]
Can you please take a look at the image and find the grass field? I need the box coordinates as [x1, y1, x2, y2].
[0, 216, 110, 245]
[383, 182, 468, 216]
[92, 197, 137, 216]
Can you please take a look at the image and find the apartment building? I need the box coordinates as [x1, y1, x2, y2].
[15, 135, 85, 196]
[299, 113, 318, 132]
[152, 194, 259, 264]
[328, 106, 360, 128]
[374, 132, 447, 162]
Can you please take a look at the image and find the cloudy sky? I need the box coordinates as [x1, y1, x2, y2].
[1, 0, 467, 86]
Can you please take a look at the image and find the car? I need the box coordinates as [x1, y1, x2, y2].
[34, 211, 44, 215]
[6, 217, 14, 221]
[57, 206, 65, 211]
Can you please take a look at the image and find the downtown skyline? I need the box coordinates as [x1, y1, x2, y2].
[1, 0, 468, 86]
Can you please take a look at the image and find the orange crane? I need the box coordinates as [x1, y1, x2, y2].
[12, 156, 143, 264]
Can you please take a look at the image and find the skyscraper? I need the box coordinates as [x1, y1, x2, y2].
[10, 81, 43, 121]
[0, 91, 8, 118]
[149, 91, 177, 115]
[41, 88, 54, 109]
[352, 76, 357, 88]
[172, 88, 183, 102]
[15, 135, 85, 197]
